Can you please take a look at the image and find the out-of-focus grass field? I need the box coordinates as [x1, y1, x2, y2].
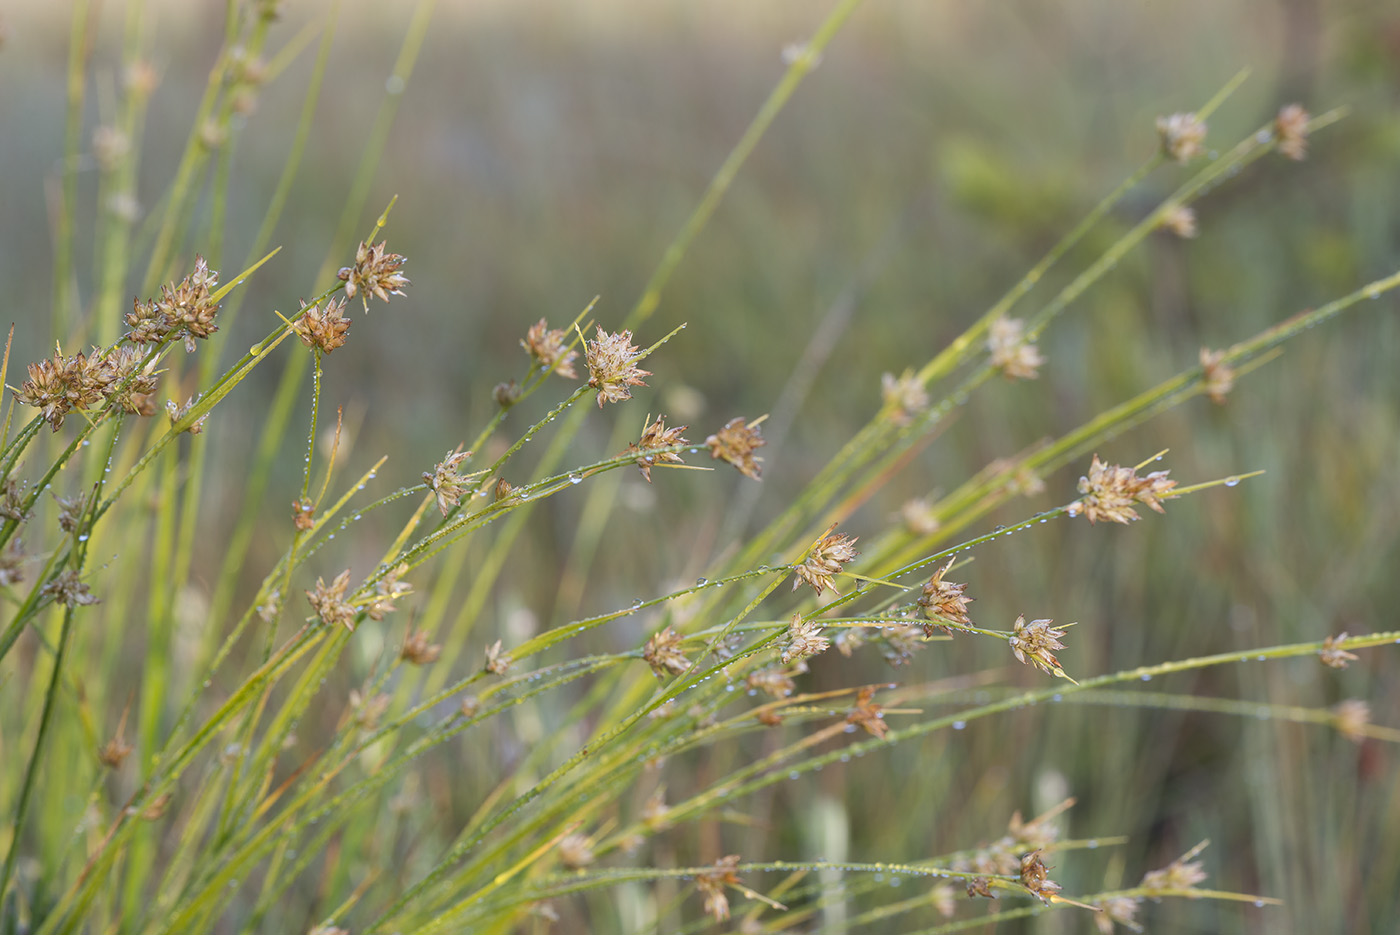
[3, 1, 1399, 932]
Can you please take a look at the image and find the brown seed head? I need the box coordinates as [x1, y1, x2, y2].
[293, 295, 352, 353]
[747, 665, 798, 698]
[1156, 112, 1208, 163]
[399, 627, 440, 665]
[0, 540, 25, 587]
[165, 397, 208, 435]
[484, 639, 512, 675]
[424, 449, 475, 516]
[1093, 896, 1142, 934]
[833, 626, 867, 657]
[127, 256, 221, 352]
[15, 344, 111, 431]
[1160, 204, 1198, 239]
[338, 240, 409, 310]
[1274, 104, 1310, 161]
[1071, 454, 1177, 524]
[792, 529, 859, 596]
[643, 625, 692, 677]
[92, 126, 131, 173]
[1009, 614, 1067, 677]
[1018, 851, 1062, 904]
[0, 479, 29, 524]
[899, 497, 940, 536]
[585, 326, 651, 407]
[966, 877, 997, 900]
[522, 319, 579, 379]
[696, 855, 743, 922]
[307, 570, 357, 631]
[1199, 348, 1236, 405]
[780, 614, 830, 664]
[705, 416, 765, 480]
[1140, 841, 1209, 893]
[348, 689, 391, 731]
[917, 558, 973, 634]
[41, 569, 100, 608]
[1319, 632, 1360, 670]
[881, 369, 929, 425]
[292, 497, 316, 531]
[880, 623, 927, 667]
[987, 317, 1045, 380]
[846, 686, 889, 739]
[1333, 699, 1370, 743]
[558, 833, 596, 870]
[625, 415, 688, 483]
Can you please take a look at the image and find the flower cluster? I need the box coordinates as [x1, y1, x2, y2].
[704, 416, 765, 480]
[695, 855, 743, 922]
[292, 295, 351, 353]
[987, 317, 1045, 380]
[1070, 454, 1176, 525]
[1156, 112, 1207, 163]
[625, 415, 688, 483]
[1274, 104, 1309, 161]
[643, 625, 692, 677]
[424, 449, 477, 516]
[127, 256, 221, 352]
[522, 319, 579, 378]
[306, 570, 356, 631]
[16, 343, 159, 431]
[338, 240, 409, 309]
[779, 615, 830, 664]
[1198, 348, 1236, 405]
[585, 327, 651, 407]
[1008, 614, 1068, 676]
[1160, 203, 1198, 239]
[881, 369, 929, 424]
[845, 685, 888, 739]
[792, 529, 859, 596]
[1318, 632, 1359, 670]
[1140, 840, 1209, 893]
[916, 558, 973, 634]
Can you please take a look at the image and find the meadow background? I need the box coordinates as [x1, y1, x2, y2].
[1, 1, 1398, 932]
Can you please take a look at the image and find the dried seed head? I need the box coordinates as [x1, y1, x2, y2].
[124, 60, 160, 99]
[695, 855, 743, 922]
[293, 295, 351, 353]
[1332, 699, 1370, 743]
[54, 491, 91, 533]
[0, 479, 29, 524]
[16, 344, 111, 431]
[338, 240, 409, 310]
[493, 380, 521, 408]
[41, 569, 100, 608]
[399, 627, 440, 665]
[1093, 896, 1142, 934]
[558, 833, 596, 869]
[1156, 112, 1207, 163]
[900, 497, 940, 536]
[780, 614, 830, 664]
[522, 319, 579, 379]
[1319, 632, 1360, 670]
[585, 326, 651, 407]
[1140, 842, 1210, 893]
[292, 497, 316, 531]
[792, 529, 859, 596]
[1009, 614, 1068, 677]
[1160, 204, 1198, 239]
[494, 478, 515, 501]
[642, 787, 670, 830]
[101, 346, 159, 416]
[881, 369, 929, 425]
[424, 449, 476, 516]
[643, 625, 692, 677]
[705, 416, 765, 480]
[1019, 851, 1062, 904]
[127, 256, 221, 352]
[987, 317, 1045, 380]
[917, 558, 973, 634]
[880, 623, 927, 667]
[141, 792, 174, 821]
[92, 126, 131, 173]
[625, 415, 688, 483]
[1071, 454, 1177, 524]
[846, 686, 889, 739]
[833, 626, 867, 657]
[165, 397, 208, 435]
[966, 877, 997, 899]
[1274, 104, 1310, 161]
[348, 689, 391, 731]
[1199, 348, 1236, 405]
[307, 570, 356, 631]
[930, 884, 957, 918]
[98, 712, 134, 769]
[0, 540, 26, 587]
[747, 665, 798, 698]
[484, 639, 512, 675]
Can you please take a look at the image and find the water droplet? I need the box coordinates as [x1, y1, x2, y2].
[1140, 673, 1151, 681]
[1051, 693, 1062, 702]
[696, 577, 707, 585]
[1254, 900, 1265, 908]
[568, 474, 582, 485]
[1256, 130, 1271, 143]
[631, 598, 643, 609]
[1367, 289, 1380, 300]
[788, 770, 799, 780]
[1086, 839, 1099, 849]
[77, 534, 89, 542]
[952, 720, 966, 730]
[1224, 476, 1240, 487]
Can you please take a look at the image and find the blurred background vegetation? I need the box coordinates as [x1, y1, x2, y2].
[2, 1, 1398, 932]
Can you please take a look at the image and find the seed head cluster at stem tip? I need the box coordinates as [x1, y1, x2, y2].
[522, 318, 579, 379]
[1069, 454, 1177, 524]
[792, 528, 859, 596]
[625, 415, 688, 483]
[584, 326, 651, 407]
[337, 240, 409, 310]
[704, 416, 766, 479]
[1009, 614, 1069, 677]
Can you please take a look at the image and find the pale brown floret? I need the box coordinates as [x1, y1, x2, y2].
[1019, 851, 1062, 904]
[1071, 454, 1176, 525]
[338, 240, 409, 310]
[833, 626, 866, 657]
[1199, 348, 1236, 405]
[880, 623, 927, 667]
[705, 416, 765, 480]
[127, 256, 221, 352]
[165, 397, 208, 435]
[0, 540, 25, 587]
[1093, 896, 1142, 934]
[917, 558, 973, 634]
[747, 664, 799, 698]
[987, 317, 1045, 380]
[522, 318, 579, 378]
[307, 570, 357, 631]
[97, 706, 134, 769]
[966, 877, 996, 899]
[1318, 632, 1359, 670]
[399, 628, 440, 665]
[1274, 104, 1310, 161]
[792, 529, 859, 596]
[585, 327, 651, 407]
[930, 884, 957, 918]
[424, 449, 475, 516]
[1009, 614, 1067, 676]
[625, 415, 688, 483]
[41, 569, 100, 608]
[780, 615, 830, 664]
[1156, 112, 1207, 163]
[92, 126, 131, 172]
[293, 295, 351, 353]
[102, 346, 159, 416]
[0, 480, 29, 523]
[881, 369, 929, 425]
[846, 685, 889, 739]
[292, 497, 315, 531]
[899, 497, 940, 536]
[484, 639, 513, 675]
[15, 344, 111, 431]
[643, 625, 692, 677]
[1160, 204, 1198, 239]
[695, 855, 743, 922]
[348, 689, 391, 731]
[1332, 699, 1370, 743]
[557, 833, 596, 869]
[1140, 840, 1209, 893]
